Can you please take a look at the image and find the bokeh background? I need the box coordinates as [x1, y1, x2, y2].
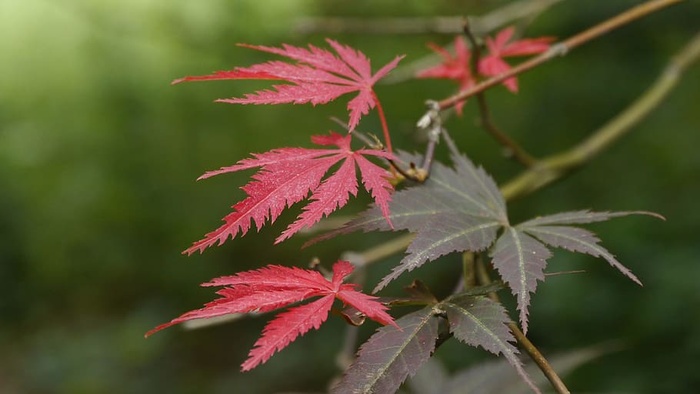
[1, 0, 699, 392]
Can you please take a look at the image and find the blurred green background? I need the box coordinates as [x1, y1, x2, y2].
[1, 0, 699, 392]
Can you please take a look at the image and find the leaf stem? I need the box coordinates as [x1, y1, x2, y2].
[475, 257, 570, 394]
[373, 92, 393, 153]
[462, 20, 537, 167]
[437, 0, 684, 111]
[342, 234, 416, 268]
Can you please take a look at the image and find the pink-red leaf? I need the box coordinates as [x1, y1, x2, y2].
[416, 27, 553, 96]
[204, 264, 331, 291]
[174, 39, 404, 131]
[146, 261, 395, 371]
[184, 132, 394, 255]
[336, 287, 395, 327]
[243, 295, 335, 371]
[479, 26, 554, 92]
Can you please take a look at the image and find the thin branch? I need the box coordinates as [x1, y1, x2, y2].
[501, 30, 700, 200]
[509, 322, 570, 394]
[382, 0, 564, 85]
[414, 100, 444, 177]
[463, 20, 537, 167]
[293, 0, 564, 36]
[438, 0, 684, 111]
[475, 257, 570, 394]
[340, 234, 415, 268]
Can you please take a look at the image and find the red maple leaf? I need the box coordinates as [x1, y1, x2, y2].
[184, 132, 394, 255]
[479, 26, 554, 92]
[416, 36, 475, 113]
[145, 260, 396, 371]
[417, 35, 475, 93]
[173, 39, 404, 132]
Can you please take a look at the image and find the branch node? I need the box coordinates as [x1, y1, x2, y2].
[548, 42, 569, 57]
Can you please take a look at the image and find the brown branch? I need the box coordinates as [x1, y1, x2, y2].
[509, 322, 570, 394]
[293, 0, 564, 36]
[463, 20, 538, 167]
[475, 258, 570, 394]
[438, 0, 685, 111]
[340, 233, 415, 268]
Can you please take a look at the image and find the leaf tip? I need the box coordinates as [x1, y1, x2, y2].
[240, 358, 258, 372]
[644, 211, 666, 221]
[144, 322, 173, 338]
[181, 246, 199, 256]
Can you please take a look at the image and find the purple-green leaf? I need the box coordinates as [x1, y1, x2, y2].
[490, 228, 551, 334]
[447, 153, 507, 222]
[521, 225, 642, 285]
[374, 216, 501, 292]
[332, 307, 440, 394]
[441, 295, 539, 394]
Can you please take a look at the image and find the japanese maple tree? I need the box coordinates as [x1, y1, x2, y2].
[149, 2, 688, 393]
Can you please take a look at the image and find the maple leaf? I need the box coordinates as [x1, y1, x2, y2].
[479, 26, 554, 92]
[490, 210, 662, 333]
[146, 260, 396, 371]
[333, 307, 440, 394]
[516, 210, 664, 286]
[415, 36, 475, 113]
[173, 39, 404, 131]
[441, 294, 540, 394]
[184, 132, 394, 255]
